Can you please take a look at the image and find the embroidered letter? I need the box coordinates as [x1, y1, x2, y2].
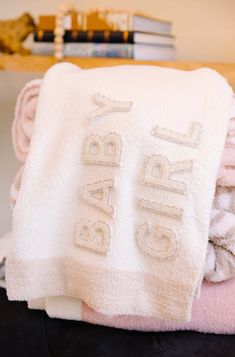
[82, 178, 115, 216]
[137, 198, 183, 220]
[87, 93, 132, 122]
[136, 222, 179, 260]
[152, 122, 201, 148]
[75, 219, 110, 254]
[83, 133, 122, 166]
[143, 155, 193, 194]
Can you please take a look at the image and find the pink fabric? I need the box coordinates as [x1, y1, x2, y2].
[82, 278, 235, 333]
[12, 79, 41, 162]
[9, 166, 24, 209]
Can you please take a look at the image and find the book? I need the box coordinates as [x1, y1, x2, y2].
[34, 30, 174, 46]
[123, 12, 171, 34]
[31, 42, 175, 60]
[38, 11, 172, 34]
[38, 13, 83, 31]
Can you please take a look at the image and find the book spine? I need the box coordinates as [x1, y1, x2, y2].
[34, 30, 134, 43]
[63, 43, 133, 58]
[38, 14, 83, 31]
[32, 42, 133, 58]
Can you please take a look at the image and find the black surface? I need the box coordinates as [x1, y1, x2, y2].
[0, 288, 234, 357]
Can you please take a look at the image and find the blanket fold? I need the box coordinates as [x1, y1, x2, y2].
[27, 277, 235, 334]
[12, 79, 41, 162]
[5, 63, 233, 323]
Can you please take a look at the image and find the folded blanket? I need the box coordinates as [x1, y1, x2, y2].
[2, 229, 235, 333]
[9, 168, 235, 283]
[12, 80, 41, 162]
[206, 187, 235, 282]
[6, 63, 233, 323]
[9, 79, 235, 284]
[28, 276, 235, 334]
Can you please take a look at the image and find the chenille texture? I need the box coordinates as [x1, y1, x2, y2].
[6, 63, 233, 323]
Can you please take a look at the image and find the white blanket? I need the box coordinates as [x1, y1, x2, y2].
[6, 63, 233, 322]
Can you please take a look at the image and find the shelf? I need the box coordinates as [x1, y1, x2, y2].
[1, 54, 235, 89]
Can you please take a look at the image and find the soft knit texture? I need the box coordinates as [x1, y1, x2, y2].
[6, 63, 233, 322]
[28, 276, 235, 334]
[11, 80, 235, 187]
[3, 77, 235, 333]
[206, 186, 235, 282]
[8, 79, 235, 284]
[12, 79, 41, 162]
[9, 166, 235, 283]
[217, 117, 235, 186]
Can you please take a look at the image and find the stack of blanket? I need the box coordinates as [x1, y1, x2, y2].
[2, 63, 235, 333]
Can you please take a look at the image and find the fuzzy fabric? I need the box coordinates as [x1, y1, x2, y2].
[6, 63, 233, 323]
[28, 276, 235, 334]
[8, 78, 235, 285]
[217, 117, 235, 186]
[11, 80, 235, 187]
[206, 186, 235, 282]
[12, 79, 41, 162]
[2, 229, 235, 334]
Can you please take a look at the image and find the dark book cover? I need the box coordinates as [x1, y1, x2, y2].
[34, 30, 135, 43]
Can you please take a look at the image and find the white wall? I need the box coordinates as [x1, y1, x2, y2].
[2, 0, 235, 62]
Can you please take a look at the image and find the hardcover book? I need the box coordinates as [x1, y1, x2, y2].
[34, 30, 174, 46]
[38, 10, 172, 35]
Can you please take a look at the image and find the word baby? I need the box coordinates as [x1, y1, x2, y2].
[74, 93, 201, 260]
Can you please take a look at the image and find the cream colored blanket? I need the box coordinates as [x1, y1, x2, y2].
[6, 63, 233, 322]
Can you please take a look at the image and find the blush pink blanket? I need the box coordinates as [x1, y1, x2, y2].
[82, 278, 235, 333]
[12, 79, 41, 162]
[26, 275, 235, 334]
[8, 78, 235, 333]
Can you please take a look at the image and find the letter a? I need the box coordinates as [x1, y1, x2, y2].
[82, 178, 115, 216]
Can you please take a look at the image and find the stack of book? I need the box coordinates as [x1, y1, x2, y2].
[32, 10, 175, 60]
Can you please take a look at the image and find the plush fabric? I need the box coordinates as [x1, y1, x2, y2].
[27, 275, 235, 334]
[11, 80, 235, 188]
[9, 78, 235, 285]
[6, 63, 233, 323]
[217, 100, 235, 186]
[12, 79, 41, 162]
[9, 166, 235, 284]
[206, 186, 235, 282]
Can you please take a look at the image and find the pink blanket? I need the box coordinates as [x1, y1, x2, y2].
[9, 79, 235, 333]
[12, 80, 41, 162]
[81, 278, 235, 333]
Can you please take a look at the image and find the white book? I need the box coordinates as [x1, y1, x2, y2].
[132, 14, 172, 35]
[105, 12, 172, 35]
[133, 32, 174, 46]
[32, 42, 175, 61]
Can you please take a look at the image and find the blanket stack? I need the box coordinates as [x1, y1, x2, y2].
[2, 63, 235, 333]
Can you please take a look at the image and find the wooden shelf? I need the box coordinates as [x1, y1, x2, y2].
[1, 54, 235, 89]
